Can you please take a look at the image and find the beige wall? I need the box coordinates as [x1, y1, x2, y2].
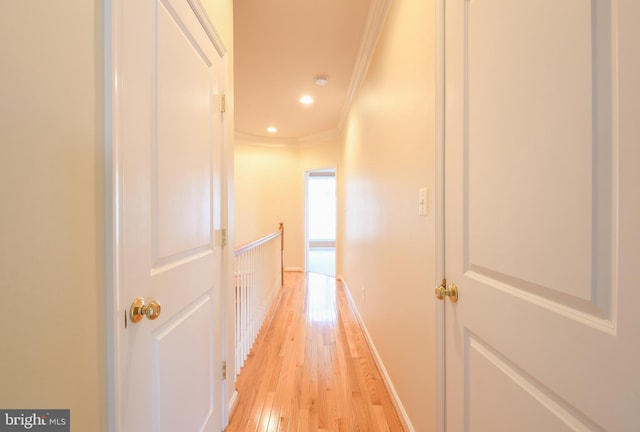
[298, 140, 341, 173]
[338, 0, 437, 430]
[234, 140, 303, 269]
[0, 1, 106, 430]
[234, 140, 301, 249]
[0, 0, 235, 429]
[234, 138, 340, 269]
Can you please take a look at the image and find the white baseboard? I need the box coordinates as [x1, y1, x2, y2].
[339, 277, 415, 432]
[228, 390, 238, 419]
[284, 266, 304, 272]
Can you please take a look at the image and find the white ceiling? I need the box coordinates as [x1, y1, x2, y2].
[233, 0, 390, 143]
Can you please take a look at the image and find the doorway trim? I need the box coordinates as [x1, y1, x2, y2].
[434, 0, 446, 430]
[304, 168, 337, 276]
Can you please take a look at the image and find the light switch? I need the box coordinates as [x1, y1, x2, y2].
[418, 187, 428, 216]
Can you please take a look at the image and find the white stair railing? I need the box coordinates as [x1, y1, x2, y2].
[234, 223, 284, 378]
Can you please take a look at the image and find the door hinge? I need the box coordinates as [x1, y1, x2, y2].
[215, 229, 227, 247]
[221, 361, 227, 380]
[220, 94, 226, 113]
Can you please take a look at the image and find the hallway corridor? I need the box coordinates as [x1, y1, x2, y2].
[227, 272, 405, 431]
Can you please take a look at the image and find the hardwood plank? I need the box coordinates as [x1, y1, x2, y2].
[226, 272, 405, 431]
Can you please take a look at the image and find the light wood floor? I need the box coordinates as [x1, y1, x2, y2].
[226, 272, 406, 432]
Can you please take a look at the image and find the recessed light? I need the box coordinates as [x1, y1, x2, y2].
[300, 95, 314, 105]
[267, 126, 278, 133]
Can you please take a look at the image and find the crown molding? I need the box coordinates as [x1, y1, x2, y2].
[234, 132, 300, 147]
[297, 128, 342, 145]
[236, 127, 342, 147]
[337, 0, 393, 132]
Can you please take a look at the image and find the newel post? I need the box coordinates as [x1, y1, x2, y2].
[279, 222, 284, 285]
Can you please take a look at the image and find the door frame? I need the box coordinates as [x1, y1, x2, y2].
[104, 0, 232, 429]
[434, 0, 445, 430]
[104, 1, 120, 428]
[304, 167, 337, 275]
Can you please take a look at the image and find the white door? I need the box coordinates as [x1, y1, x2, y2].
[111, 0, 227, 430]
[443, 0, 640, 430]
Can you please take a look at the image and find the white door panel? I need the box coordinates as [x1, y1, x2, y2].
[444, 0, 639, 430]
[155, 0, 216, 263]
[113, 0, 226, 430]
[467, 336, 598, 432]
[155, 294, 215, 431]
[465, 0, 610, 311]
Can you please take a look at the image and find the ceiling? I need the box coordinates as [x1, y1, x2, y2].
[233, 0, 390, 144]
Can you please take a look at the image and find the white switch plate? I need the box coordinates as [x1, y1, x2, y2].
[418, 187, 428, 216]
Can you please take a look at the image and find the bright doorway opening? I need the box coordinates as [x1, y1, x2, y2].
[305, 169, 336, 276]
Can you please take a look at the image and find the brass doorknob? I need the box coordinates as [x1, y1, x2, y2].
[435, 279, 458, 303]
[130, 297, 162, 323]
